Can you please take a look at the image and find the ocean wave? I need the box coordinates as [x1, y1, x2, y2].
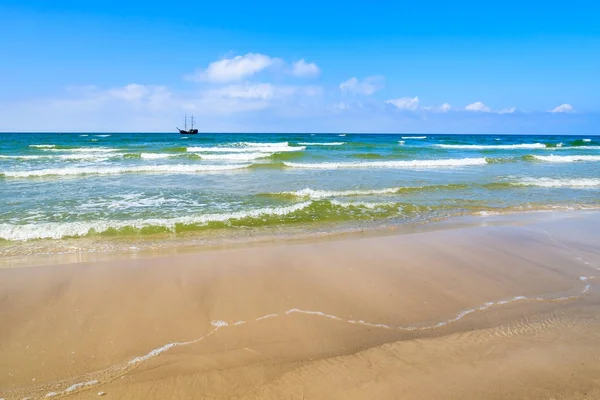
[329, 200, 397, 209]
[283, 158, 487, 169]
[243, 142, 290, 147]
[533, 155, 600, 163]
[265, 184, 468, 199]
[29, 144, 56, 148]
[46, 147, 119, 153]
[78, 193, 207, 210]
[0, 155, 46, 160]
[0, 200, 409, 241]
[583, 139, 592, 142]
[94, 135, 111, 137]
[514, 178, 600, 188]
[140, 153, 172, 159]
[401, 136, 426, 139]
[0, 154, 110, 161]
[436, 143, 546, 150]
[0, 202, 313, 240]
[188, 145, 305, 153]
[297, 142, 345, 146]
[199, 152, 272, 161]
[1, 164, 249, 178]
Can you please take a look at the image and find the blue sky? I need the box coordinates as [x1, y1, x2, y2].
[1, 0, 598, 133]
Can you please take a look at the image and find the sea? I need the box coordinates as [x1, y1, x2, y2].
[1, 132, 599, 256]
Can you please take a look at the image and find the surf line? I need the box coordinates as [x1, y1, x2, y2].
[26, 274, 594, 399]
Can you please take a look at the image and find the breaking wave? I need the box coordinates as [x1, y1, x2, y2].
[283, 158, 487, 169]
[262, 184, 469, 199]
[513, 177, 600, 188]
[533, 155, 600, 163]
[1, 164, 249, 178]
[0, 200, 411, 241]
[436, 143, 546, 150]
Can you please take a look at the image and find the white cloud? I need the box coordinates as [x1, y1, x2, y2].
[549, 104, 574, 113]
[292, 59, 320, 78]
[207, 83, 278, 100]
[497, 107, 517, 114]
[385, 97, 420, 111]
[340, 76, 383, 95]
[108, 84, 150, 101]
[465, 101, 491, 112]
[423, 102, 452, 113]
[187, 53, 277, 83]
[205, 83, 322, 100]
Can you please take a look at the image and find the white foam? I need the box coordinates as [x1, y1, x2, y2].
[0, 153, 110, 161]
[514, 177, 600, 188]
[243, 141, 289, 147]
[436, 143, 546, 149]
[94, 135, 111, 137]
[330, 200, 396, 209]
[188, 146, 304, 153]
[284, 158, 487, 169]
[80, 134, 89, 137]
[211, 320, 229, 327]
[1, 163, 249, 178]
[255, 313, 279, 321]
[277, 187, 403, 199]
[44, 147, 119, 153]
[534, 155, 600, 163]
[65, 380, 99, 393]
[0, 155, 46, 159]
[140, 153, 172, 159]
[29, 144, 56, 148]
[398, 140, 405, 145]
[401, 136, 426, 139]
[339, 134, 346, 136]
[297, 142, 344, 146]
[285, 308, 343, 321]
[0, 201, 313, 240]
[128, 343, 177, 365]
[199, 152, 271, 161]
[583, 138, 592, 142]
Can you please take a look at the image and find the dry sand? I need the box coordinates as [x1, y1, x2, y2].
[1, 212, 599, 399]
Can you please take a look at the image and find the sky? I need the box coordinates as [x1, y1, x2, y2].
[0, 0, 599, 134]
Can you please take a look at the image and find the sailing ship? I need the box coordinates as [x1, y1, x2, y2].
[177, 115, 198, 135]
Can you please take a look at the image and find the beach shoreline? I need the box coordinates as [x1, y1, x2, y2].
[1, 211, 599, 399]
[2, 208, 599, 269]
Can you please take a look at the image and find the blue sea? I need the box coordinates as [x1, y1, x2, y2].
[1, 132, 599, 255]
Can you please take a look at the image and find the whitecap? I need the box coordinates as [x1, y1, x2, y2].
[514, 177, 600, 188]
[297, 142, 344, 146]
[1, 164, 249, 178]
[533, 155, 600, 163]
[0, 201, 313, 240]
[436, 143, 546, 150]
[283, 158, 487, 169]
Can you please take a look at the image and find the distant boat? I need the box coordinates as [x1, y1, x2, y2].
[177, 115, 198, 135]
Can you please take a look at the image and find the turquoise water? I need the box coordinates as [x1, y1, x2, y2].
[1, 132, 599, 252]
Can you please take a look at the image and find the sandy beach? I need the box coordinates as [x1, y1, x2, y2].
[1, 212, 600, 399]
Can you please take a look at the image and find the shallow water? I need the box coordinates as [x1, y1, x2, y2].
[1, 132, 599, 253]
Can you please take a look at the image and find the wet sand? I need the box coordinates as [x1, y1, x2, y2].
[1, 212, 599, 399]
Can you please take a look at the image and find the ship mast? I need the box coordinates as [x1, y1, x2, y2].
[190, 115, 195, 130]
[184, 114, 187, 131]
